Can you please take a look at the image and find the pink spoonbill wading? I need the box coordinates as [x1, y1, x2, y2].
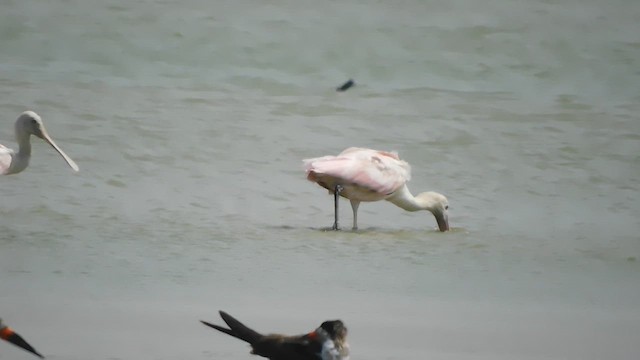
[304, 147, 449, 231]
[1, 111, 79, 175]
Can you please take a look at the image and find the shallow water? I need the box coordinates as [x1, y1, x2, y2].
[1, 0, 639, 359]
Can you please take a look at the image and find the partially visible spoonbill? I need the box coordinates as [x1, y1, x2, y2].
[0, 318, 44, 358]
[1, 111, 79, 175]
[304, 147, 450, 231]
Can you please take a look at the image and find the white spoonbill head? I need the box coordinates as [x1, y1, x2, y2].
[416, 191, 450, 231]
[19, 111, 79, 172]
[15, 111, 46, 138]
[2, 111, 80, 175]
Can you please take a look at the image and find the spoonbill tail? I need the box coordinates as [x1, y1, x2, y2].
[0, 318, 44, 358]
[1, 111, 79, 175]
[304, 147, 449, 231]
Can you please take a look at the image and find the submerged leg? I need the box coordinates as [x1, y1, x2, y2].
[332, 185, 343, 230]
[350, 199, 360, 230]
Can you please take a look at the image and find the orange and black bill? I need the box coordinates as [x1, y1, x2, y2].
[0, 324, 44, 358]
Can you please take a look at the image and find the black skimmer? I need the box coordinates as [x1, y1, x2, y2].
[0, 318, 44, 358]
[201, 311, 349, 360]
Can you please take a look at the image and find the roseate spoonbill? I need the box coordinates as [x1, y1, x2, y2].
[304, 147, 449, 231]
[1, 111, 79, 175]
[0, 318, 44, 358]
[201, 311, 350, 360]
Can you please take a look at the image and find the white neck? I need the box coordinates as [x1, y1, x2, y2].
[8, 129, 32, 174]
[386, 185, 438, 212]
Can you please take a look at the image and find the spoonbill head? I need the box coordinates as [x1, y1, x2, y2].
[413, 191, 450, 232]
[1, 111, 79, 175]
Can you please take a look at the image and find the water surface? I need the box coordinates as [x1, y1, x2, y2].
[1, 1, 639, 359]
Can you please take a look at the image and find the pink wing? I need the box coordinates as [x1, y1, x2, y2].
[0, 144, 14, 175]
[304, 147, 411, 195]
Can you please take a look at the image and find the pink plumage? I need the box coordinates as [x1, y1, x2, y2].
[304, 147, 410, 200]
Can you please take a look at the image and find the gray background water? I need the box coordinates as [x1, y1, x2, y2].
[1, 0, 639, 359]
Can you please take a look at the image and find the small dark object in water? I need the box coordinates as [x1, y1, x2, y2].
[336, 79, 355, 92]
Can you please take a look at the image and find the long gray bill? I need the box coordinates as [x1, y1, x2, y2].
[41, 130, 79, 172]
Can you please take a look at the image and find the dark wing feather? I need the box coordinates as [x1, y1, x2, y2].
[200, 311, 263, 345]
[252, 333, 322, 360]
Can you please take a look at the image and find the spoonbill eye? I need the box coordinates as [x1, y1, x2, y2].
[445, 205, 449, 210]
